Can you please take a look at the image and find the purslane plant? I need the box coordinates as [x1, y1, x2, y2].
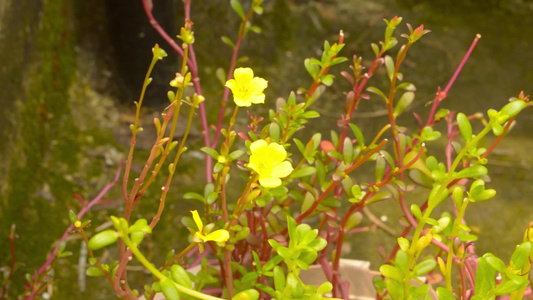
[3, 1, 533, 300]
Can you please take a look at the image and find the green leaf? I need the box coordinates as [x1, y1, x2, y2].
[492, 122, 504, 136]
[129, 219, 152, 235]
[183, 192, 205, 204]
[330, 56, 348, 66]
[435, 108, 451, 120]
[263, 255, 283, 272]
[221, 36, 235, 48]
[317, 281, 333, 295]
[367, 86, 388, 102]
[304, 58, 320, 78]
[510, 241, 532, 270]
[397, 237, 409, 252]
[420, 126, 441, 142]
[413, 259, 436, 276]
[273, 266, 285, 291]
[160, 278, 180, 300]
[475, 254, 498, 297]
[86, 266, 104, 277]
[88, 230, 118, 251]
[343, 137, 353, 165]
[379, 264, 403, 282]
[456, 165, 487, 179]
[494, 274, 529, 295]
[206, 192, 218, 205]
[394, 91, 415, 117]
[249, 25, 262, 34]
[370, 43, 380, 56]
[301, 110, 320, 119]
[228, 149, 245, 161]
[408, 169, 433, 189]
[485, 255, 506, 273]
[320, 74, 334, 86]
[469, 179, 486, 196]
[215, 67, 226, 86]
[457, 113, 473, 142]
[366, 191, 392, 204]
[230, 0, 245, 19]
[394, 250, 408, 274]
[349, 123, 365, 147]
[201, 147, 220, 159]
[470, 189, 496, 202]
[287, 273, 304, 298]
[410, 204, 422, 219]
[384, 55, 395, 81]
[171, 265, 193, 289]
[436, 287, 455, 300]
[428, 184, 449, 209]
[345, 212, 363, 231]
[68, 210, 79, 224]
[291, 166, 316, 178]
[253, 5, 264, 15]
[499, 100, 527, 120]
[385, 38, 398, 51]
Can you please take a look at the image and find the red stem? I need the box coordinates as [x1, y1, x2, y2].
[26, 161, 123, 299]
[332, 144, 425, 296]
[289, 139, 387, 233]
[142, 0, 212, 180]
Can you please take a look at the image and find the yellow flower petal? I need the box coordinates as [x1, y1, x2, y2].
[248, 94, 265, 105]
[204, 229, 230, 242]
[249, 77, 268, 93]
[248, 139, 293, 188]
[225, 67, 268, 107]
[270, 161, 294, 178]
[268, 143, 287, 162]
[250, 139, 268, 153]
[234, 67, 254, 83]
[234, 96, 253, 107]
[225, 79, 236, 90]
[258, 177, 282, 188]
[190, 210, 203, 232]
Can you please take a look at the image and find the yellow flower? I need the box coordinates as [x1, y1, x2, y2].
[191, 210, 229, 244]
[225, 68, 268, 107]
[248, 140, 294, 188]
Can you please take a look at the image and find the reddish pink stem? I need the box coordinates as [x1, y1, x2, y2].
[142, 0, 212, 180]
[27, 161, 123, 299]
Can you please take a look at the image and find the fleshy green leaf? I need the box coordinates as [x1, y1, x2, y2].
[457, 113, 473, 142]
[384, 55, 395, 81]
[86, 266, 104, 277]
[394, 91, 415, 117]
[379, 264, 403, 282]
[510, 241, 532, 270]
[456, 165, 487, 179]
[291, 166, 316, 179]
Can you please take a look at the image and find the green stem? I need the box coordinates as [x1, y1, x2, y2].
[445, 200, 469, 290]
[404, 123, 493, 297]
[121, 234, 223, 300]
[123, 56, 159, 201]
